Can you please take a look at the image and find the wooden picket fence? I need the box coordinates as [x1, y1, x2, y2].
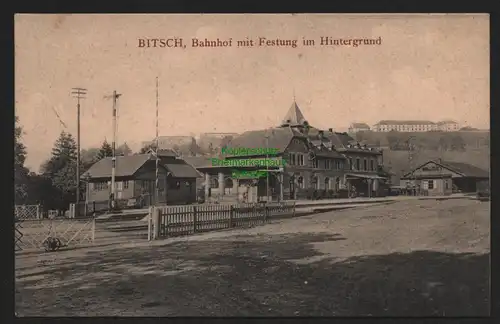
[150, 202, 296, 239]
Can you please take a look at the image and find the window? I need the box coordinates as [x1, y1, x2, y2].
[312, 176, 319, 189]
[325, 160, 331, 169]
[370, 159, 375, 171]
[356, 158, 360, 171]
[174, 181, 181, 189]
[210, 178, 219, 189]
[325, 177, 330, 190]
[95, 181, 108, 191]
[428, 180, 434, 189]
[445, 180, 449, 190]
[298, 154, 304, 166]
[349, 158, 353, 170]
[123, 180, 129, 189]
[290, 153, 296, 165]
[314, 159, 319, 168]
[363, 159, 367, 171]
[297, 176, 304, 189]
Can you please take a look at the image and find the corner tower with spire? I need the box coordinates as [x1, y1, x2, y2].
[280, 100, 309, 128]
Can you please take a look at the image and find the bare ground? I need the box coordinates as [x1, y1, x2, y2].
[15, 198, 490, 317]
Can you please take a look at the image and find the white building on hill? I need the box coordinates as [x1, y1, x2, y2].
[437, 120, 460, 132]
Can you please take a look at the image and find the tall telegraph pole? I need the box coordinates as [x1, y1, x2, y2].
[71, 87, 87, 217]
[407, 136, 416, 195]
[104, 90, 122, 209]
[155, 77, 160, 206]
[265, 130, 270, 202]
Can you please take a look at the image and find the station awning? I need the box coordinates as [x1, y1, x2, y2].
[345, 173, 387, 180]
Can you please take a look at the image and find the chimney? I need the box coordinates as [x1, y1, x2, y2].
[302, 121, 310, 136]
[328, 128, 333, 132]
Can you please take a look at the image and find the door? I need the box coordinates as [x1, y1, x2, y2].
[116, 181, 123, 199]
[289, 177, 295, 200]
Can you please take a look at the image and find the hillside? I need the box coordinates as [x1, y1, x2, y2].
[353, 130, 489, 150]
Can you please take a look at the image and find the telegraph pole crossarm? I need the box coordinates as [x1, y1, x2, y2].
[71, 87, 87, 218]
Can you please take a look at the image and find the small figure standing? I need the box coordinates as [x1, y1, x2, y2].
[109, 193, 115, 210]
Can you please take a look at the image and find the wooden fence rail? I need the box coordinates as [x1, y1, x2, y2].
[150, 202, 296, 239]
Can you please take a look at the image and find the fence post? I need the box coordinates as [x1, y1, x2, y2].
[193, 206, 198, 233]
[293, 201, 296, 217]
[91, 217, 95, 243]
[153, 207, 161, 239]
[147, 206, 152, 241]
[229, 205, 234, 228]
[36, 205, 41, 219]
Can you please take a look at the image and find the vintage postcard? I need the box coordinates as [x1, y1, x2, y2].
[14, 13, 490, 317]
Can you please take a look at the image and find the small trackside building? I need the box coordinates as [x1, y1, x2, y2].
[81, 152, 202, 207]
[400, 159, 489, 195]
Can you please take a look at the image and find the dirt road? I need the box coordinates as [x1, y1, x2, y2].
[15, 198, 490, 316]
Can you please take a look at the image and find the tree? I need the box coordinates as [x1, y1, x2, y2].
[459, 126, 478, 131]
[96, 140, 113, 160]
[40, 131, 79, 210]
[355, 131, 365, 143]
[450, 135, 466, 152]
[386, 131, 401, 150]
[206, 142, 216, 155]
[81, 147, 99, 163]
[41, 131, 77, 177]
[116, 142, 132, 156]
[81, 147, 100, 171]
[14, 117, 29, 203]
[138, 143, 156, 154]
[220, 136, 233, 148]
[438, 134, 453, 152]
[26, 173, 60, 209]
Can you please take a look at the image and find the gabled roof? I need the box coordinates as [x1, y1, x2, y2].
[375, 120, 436, 126]
[350, 123, 370, 129]
[437, 120, 458, 125]
[183, 156, 215, 169]
[281, 101, 307, 126]
[313, 145, 345, 158]
[164, 160, 203, 178]
[224, 127, 297, 155]
[324, 131, 354, 148]
[82, 154, 200, 179]
[145, 148, 177, 157]
[438, 160, 489, 178]
[83, 154, 153, 179]
[402, 160, 489, 179]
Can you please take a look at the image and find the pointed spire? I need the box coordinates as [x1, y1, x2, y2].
[282, 100, 307, 126]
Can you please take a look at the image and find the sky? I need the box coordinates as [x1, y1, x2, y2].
[15, 14, 490, 171]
